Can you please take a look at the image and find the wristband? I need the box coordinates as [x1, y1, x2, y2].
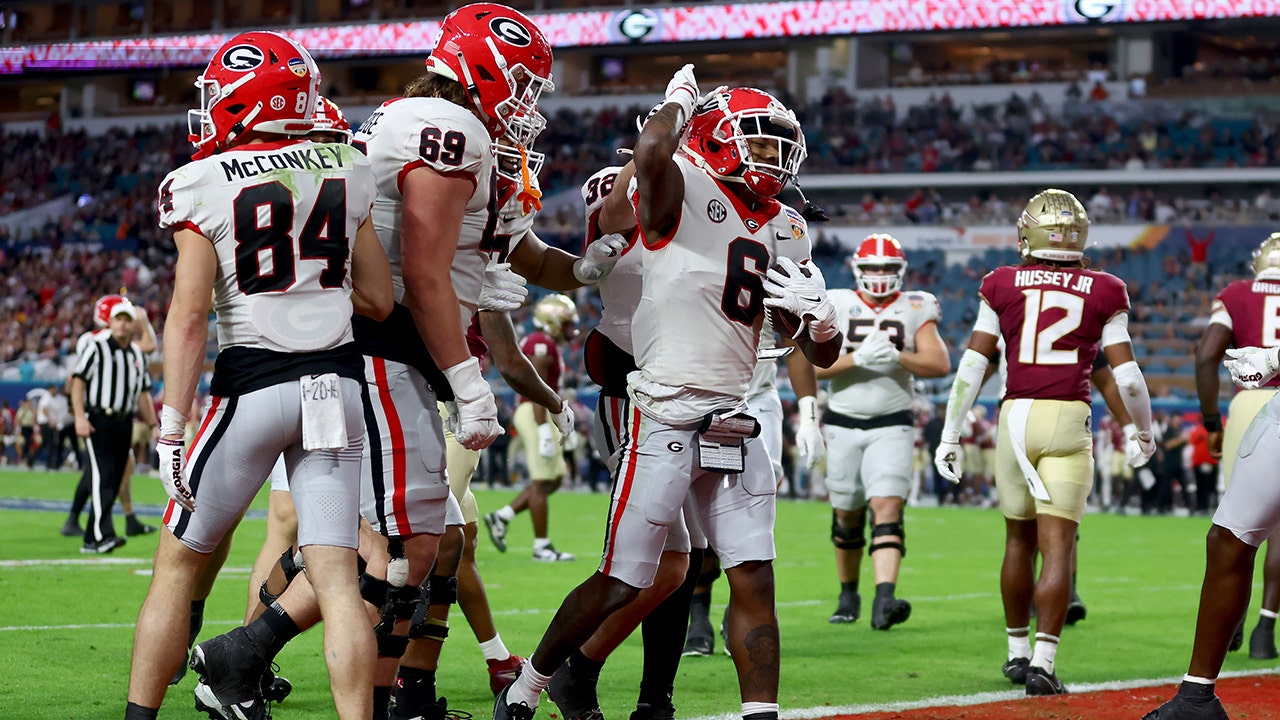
[1202, 414, 1222, 433]
[159, 405, 187, 438]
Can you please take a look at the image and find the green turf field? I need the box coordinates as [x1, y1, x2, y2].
[0, 467, 1274, 719]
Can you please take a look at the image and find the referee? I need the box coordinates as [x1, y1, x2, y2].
[71, 299, 157, 554]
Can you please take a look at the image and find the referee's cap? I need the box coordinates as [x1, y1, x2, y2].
[108, 300, 137, 321]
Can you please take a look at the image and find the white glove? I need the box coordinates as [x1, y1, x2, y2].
[1225, 346, 1280, 389]
[537, 422, 557, 459]
[552, 401, 575, 441]
[573, 233, 629, 284]
[443, 357, 502, 450]
[1123, 422, 1156, 467]
[852, 330, 900, 368]
[663, 63, 699, 126]
[762, 257, 839, 342]
[934, 441, 963, 485]
[478, 262, 528, 312]
[795, 396, 826, 470]
[156, 437, 195, 511]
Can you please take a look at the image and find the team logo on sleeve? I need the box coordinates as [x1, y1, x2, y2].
[707, 199, 727, 223]
[490, 17, 532, 46]
[220, 44, 265, 71]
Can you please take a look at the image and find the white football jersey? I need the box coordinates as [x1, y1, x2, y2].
[157, 139, 376, 354]
[629, 152, 812, 424]
[353, 97, 494, 324]
[496, 173, 541, 253]
[826, 288, 941, 419]
[584, 165, 643, 355]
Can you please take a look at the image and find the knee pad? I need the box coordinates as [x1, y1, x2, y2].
[259, 546, 306, 606]
[868, 521, 906, 557]
[831, 509, 867, 551]
[359, 573, 391, 607]
[427, 574, 458, 607]
[376, 632, 409, 659]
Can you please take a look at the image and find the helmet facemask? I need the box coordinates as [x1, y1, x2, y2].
[188, 71, 258, 159]
[734, 112, 806, 199]
[854, 261, 906, 297]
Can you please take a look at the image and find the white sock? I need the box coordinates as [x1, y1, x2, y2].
[741, 701, 779, 718]
[506, 661, 551, 709]
[1183, 674, 1216, 685]
[1261, 609, 1279, 620]
[1032, 633, 1059, 674]
[479, 634, 510, 661]
[497, 505, 515, 522]
[534, 537, 552, 551]
[1006, 626, 1031, 661]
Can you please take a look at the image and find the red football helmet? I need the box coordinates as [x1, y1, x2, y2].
[494, 130, 546, 184]
[188, 31, 321, 159]
[851, 234, 908, 298]
[310, 95, 351, 143]
[682, 87, 806, 199]
[94, 294, 126, 328]
[425, 3, 554, 145]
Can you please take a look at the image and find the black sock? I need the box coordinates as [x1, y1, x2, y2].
[188, 599, 206, 647]
[688, 590, 712, 626]
[1176, 680, 1216, 700]
[875, 582, 896, 600]
[1260, 614, 1277, 631]
[372, 686, 393, 720]
[567, 649, 604, 681]
[393, 667, 436, 713]
[840, 580, 859, 596]
[123, 702, 159, 720]
[743, 712, 778, 720]
[245, 602, 301, 660]
[638, 546, 702, 708]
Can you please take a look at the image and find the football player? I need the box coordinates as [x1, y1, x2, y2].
[817, 234, 950, 629]
[1142, 233, 1280, 720]
[936, 189, 1154, 696]
[495, 68, 842, 720]
[124, 31, 394, 720]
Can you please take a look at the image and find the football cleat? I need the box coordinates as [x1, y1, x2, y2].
[194, 680, 268, 720]
[1250, 622, 1278, 660]
[829, 589, 861, 624]
[532, 544, 575, 562]
[1065, 592, 1087, 626]
[493, 683, 536, 720]
[870, 595, 912, 630]
[60, 517, 82, 537]
[1002, 657, 1030, 685]
[1141, 692, 1229, 720]
[630, 701, 676, 720]
[487, 655, 524, 696]
[484, 512, 508, 553]
[547, 661, 602, 720]
[261, 666, 292, 703]
[1024, 666, 1068, 696]
[190, 627, 269, 712]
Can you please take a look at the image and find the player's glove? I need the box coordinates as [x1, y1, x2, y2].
[537, 423, 558, 459]
[552, 401, 575, 443]
[852, 330, 900, 367]
[762, 257, 839, 343]
[1123, 422, 1157, 467]
[796, 395, 826, 470]
[663, 63, 699, 127]
[934, 441, 964, 485]
[443, 357, 502, 451]
[1225, 346, 1280, 389]
[478, 262, 528, 312]
[156, 436, 195, 512]
[573, 233, 629, 284]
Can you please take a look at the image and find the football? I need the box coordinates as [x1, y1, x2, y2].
[768, 307, 804, 339]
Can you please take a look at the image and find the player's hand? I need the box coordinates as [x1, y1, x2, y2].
[74, 415, 93, 437]
[537, 423, 558, 459]
[573, 233, 629, 284]
[156, 436, 195, 511]
[443, 358, 502, 451]
[1225, 346, 1280, 389]
[762, 258, 839, 342]
[478, 262, 528, 312]
[551, 401, 575, 443]
[1207, 429, 1223, 459]
[663, 63, 699, 122]
[934, 441, 963, 484]
[852, 330, 899, 367]
[795, 396, 825, 470]
[1123, 422, 1157, 467]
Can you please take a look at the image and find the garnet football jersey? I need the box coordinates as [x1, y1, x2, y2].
[826, 288, 941, 419]
[979, 264, 1129, 403]
[628, 152, 812, 424]
[520, 329, 562, 393]
[157, 139, 376, 354]
[1210, 278, 1280, 388]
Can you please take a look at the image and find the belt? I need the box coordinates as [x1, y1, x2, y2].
[822, 409, 913, 431]
[89, 408, 130, 419]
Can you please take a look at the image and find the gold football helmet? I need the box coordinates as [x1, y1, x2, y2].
[1016, 189, 1089, 262]
[1252, 232, 1280, 281]
[533, 293, 579, 340]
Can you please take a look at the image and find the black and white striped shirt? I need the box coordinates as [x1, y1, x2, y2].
[73, 333, 152, 416]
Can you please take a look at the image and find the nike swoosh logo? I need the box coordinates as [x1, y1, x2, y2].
[502, 215, 517, 223]
[774, 232, 789, 241]
[799, 295, 822, 303]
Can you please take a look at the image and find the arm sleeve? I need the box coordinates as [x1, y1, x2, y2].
[1112, 360, 1153, 434]
[1100, 311, 1131, 347]
[941, 348, 989, 444]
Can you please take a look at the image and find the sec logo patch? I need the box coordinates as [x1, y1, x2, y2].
[707, 199, 727, 223]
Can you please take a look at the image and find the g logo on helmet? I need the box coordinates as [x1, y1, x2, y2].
[221, 44, 265, 71]
[490, 17, 532, 47]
